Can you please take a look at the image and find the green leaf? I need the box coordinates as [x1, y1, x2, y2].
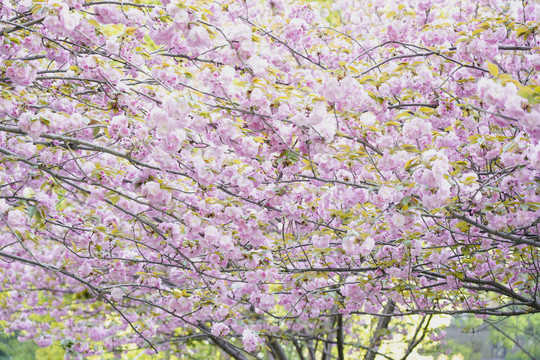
[27, 205, 37, 219]
[110, 194, 120, 205]
[419, 107, 436, 114]
[486, 61, 499, 77]
[455, 221, 470, 232]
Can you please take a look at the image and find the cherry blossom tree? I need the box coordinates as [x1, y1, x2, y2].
[0, 0, 539, 359]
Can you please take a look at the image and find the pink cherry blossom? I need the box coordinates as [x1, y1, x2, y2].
[211, 322, 230, 337]
[242, 329, 260, 352]
[0, 0, 539, 358]
[111, 288, 124, 301]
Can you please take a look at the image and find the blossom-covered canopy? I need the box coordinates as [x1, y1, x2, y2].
[0, 0, 539, 358]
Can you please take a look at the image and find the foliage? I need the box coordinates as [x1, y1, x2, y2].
[491, 313, 540, 360]
[0, 331, 37, 360]
[0, 329, 65, 360]
[0, 0, 539, 359]
[446, 313, 540, 360]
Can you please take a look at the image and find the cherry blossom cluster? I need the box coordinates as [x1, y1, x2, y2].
[0, 0, 539, 358]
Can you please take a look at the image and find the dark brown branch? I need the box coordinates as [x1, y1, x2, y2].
[0, 16, 46, 35]
[388, 103, 438, 109]
[364, 300, 396, 360]
[293, 340, 307, 360]
[268, 337, 288, 360]
[451, 211, 540, 248]
[198, 323, 250, 360]
[485, 320, 536, 360]
[337, 314, 345, 360]
[400, 315, 432, 360]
